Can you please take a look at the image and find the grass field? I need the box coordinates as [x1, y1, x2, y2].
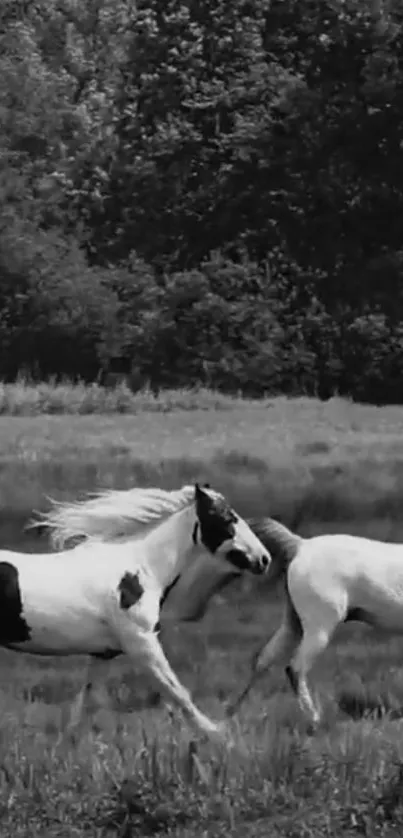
[2, 390, 403, 836]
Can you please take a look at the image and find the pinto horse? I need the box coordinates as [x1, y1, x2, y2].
[225, 517, 403, 728]
[0, 483, 271, 740]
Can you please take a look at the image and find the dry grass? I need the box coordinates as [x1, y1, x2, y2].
[2, 394, 403, 835]
[2, 595, 403, 837]
[0, 380, 263, 416]
[1, 394, 403, 534]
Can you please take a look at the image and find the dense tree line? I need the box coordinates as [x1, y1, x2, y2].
[1, 0, 403, 401]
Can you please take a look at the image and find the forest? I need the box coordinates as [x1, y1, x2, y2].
[1, 0, 403, 402]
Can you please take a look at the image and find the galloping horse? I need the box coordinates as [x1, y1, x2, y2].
[0, 483, 271, 740]
[224, 517, 403, 727]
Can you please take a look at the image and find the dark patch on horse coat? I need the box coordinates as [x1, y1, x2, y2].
[154, 573, 182, 632]
[0, 561, 31, 644]
[286, 594, 303, 638]
[195, 487, 238, 554]
[92, 649, 122, 661]
[283, 588, 304, 695]
[344, 607, 375, 626]
[281, 573, 304, 692]
[159, 574, 181, 611]
[118, 572, 144, 610]
[285, 665, 299, 694]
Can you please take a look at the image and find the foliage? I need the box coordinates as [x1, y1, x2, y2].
[1, 0, 403, 401]
[3, 591, 403, 838]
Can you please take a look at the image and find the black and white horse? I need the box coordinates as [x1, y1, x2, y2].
[0, 483, 271, 740]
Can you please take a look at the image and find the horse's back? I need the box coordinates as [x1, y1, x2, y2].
[0, 545, 129, 655]
[287, 533, 403, 631]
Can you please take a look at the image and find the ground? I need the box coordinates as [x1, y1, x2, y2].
[1, 393, 403, 837]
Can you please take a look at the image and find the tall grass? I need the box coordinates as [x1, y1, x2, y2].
[2, 395, 403, 834]
[0, 379, 272, 415]
[1, 597, 403, 837]
[2, 393, 403, 545]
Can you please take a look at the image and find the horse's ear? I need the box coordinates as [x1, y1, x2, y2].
[194, 482, 210, 508]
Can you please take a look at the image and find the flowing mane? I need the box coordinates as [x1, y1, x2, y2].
[32, 484, 197, 548]
[248, 517, 301, 579]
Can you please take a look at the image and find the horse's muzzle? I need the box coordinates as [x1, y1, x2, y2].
[258, 553, 270, 574]
[249, 553, 270, 575]
[227, 549, 270, 574]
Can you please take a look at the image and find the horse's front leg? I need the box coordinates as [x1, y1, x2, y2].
[117, 624, 226, 742]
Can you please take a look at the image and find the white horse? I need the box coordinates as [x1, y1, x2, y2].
[0, 483, 271, 740]
[225, 517, 403, 728]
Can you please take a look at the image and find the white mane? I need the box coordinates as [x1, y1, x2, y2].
[33, 484, 198, 548]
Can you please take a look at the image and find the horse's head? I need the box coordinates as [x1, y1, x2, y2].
[193, 483, 271, 575]
[159, 483, 272, 623]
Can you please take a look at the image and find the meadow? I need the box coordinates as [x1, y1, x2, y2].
[2, 384, 403, 836]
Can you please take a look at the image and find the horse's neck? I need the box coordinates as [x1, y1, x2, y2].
[140, 505, 195, 589]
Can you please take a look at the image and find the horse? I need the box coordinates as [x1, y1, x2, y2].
[225, 517, 403, 728]
[0, 482, 271, 741]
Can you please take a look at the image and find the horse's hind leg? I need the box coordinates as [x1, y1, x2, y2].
[63, 654, 116, 732]
[286, 626, 334, 728]
[226, 605, 302, 716]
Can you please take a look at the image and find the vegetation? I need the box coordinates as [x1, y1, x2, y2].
[3, 0, 403, 830]
[2, 1, 403, 401]
[2, 393, 403, 535]
[3, 597, 403, 838]
[0, 379, 248, 415]
[1, 396, 403, 835]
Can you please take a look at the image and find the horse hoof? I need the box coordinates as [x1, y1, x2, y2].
[204, 721, 227, 744]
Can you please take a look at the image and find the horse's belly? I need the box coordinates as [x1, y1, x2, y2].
[3, 607, 118, 656]
[355, 577, 403, 631]
[0, 559, 120, 655]
[370, 604, 403, 632]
